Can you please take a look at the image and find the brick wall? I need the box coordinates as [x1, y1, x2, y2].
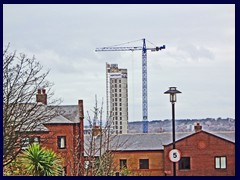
[113, 150, 165, 176]
[31, 123, 82, 176]
[164, 131, 235, 176]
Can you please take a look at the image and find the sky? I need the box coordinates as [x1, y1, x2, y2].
[3, 4, 235, 123]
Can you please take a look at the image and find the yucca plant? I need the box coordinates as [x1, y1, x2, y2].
[21, 143, 63, 176]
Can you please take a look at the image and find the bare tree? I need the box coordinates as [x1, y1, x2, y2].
[83, 96, 131, 176]
[3, 44, 61, 166]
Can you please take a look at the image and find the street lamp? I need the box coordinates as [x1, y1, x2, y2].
[164, 87, 181, 176]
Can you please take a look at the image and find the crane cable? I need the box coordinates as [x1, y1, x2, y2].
[105, 39, 143, 48]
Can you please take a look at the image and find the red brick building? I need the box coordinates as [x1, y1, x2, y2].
[20, 89, 84, 176]
[93, 124, 235, 176]
[164, 123, 235, 176]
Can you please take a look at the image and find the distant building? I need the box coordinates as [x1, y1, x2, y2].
[106, 63, 128, 134]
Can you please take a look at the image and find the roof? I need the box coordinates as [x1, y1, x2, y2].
[83, 131, 235, 156]
[18, 104, 80, 133]
[110, 133, 194, 151]
[58, 105, 79, 123]
[43, 114, 76, 124]
[163, 130, 235, 146]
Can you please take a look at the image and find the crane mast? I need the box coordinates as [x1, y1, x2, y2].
[142, 39, 148, 133]
[96, 38, 165, 133]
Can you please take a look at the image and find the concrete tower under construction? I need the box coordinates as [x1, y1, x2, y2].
[106, 63, 128, 134]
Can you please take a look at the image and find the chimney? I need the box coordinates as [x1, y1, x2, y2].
[194, 122, 202, 133]
[92, 125, 102, 137]
[78, 100, 84, 175]
[36, 89, 47, 105]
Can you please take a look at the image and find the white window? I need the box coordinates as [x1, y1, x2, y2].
[215, 156, 227, 169]
[57, 136, 66, 149]
[85, 161, 90, 169]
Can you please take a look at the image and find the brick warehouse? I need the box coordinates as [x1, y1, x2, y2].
[87, 124, 235, 176]
[164, 123, 235, 176]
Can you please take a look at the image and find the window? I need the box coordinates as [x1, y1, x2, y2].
[21, 138, 30, 150]
[179, 157, 190, 170]
[120, 159, 127, 169]
[57, 136, 66, 149]
[21, 136, 40, 150]
[30, 136, 40, 144]
[139, 159, 149, 169]
[119, 80, 121, 83]
[85, 161, 91, 169]
[120, 121, 122, 125]
[215, 156, 227, 169]
[119, 89, 121, 92]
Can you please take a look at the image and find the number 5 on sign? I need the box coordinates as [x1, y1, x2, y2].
[169, 149, 181, 162]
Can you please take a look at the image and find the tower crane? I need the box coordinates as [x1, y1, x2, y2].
[96, 38, 165, 133]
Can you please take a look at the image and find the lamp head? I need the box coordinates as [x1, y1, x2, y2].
[164, 87, 182, 103]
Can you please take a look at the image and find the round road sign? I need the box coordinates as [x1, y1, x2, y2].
[169, 149, 181, 162]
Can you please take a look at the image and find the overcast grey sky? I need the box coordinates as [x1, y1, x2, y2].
[3, 4, 235, 122]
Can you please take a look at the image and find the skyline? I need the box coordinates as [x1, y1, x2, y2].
[3, 4, 235, 122]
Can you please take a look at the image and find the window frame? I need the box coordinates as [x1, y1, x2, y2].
[215, 156, 227, 169]
[178, 157, 191, 170]
[57, 136, 66, 149]
[120, 159, 127, 169]
[139, 159, 149, 169]
[21, 136, 40, 150]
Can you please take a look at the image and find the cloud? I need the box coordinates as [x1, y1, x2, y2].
[177, 44, 214, 61]
[3, 4, 235, 120]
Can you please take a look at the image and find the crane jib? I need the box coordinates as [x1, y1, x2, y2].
[95, 46, 142, 51]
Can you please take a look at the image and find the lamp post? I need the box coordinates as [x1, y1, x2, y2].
[164, 87, 181, 176]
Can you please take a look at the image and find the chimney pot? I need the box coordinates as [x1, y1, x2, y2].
[194, 122, 202, 133]
[36, 89, 47, 105]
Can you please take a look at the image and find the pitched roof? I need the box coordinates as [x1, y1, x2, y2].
[161, 131, 235, 146]
[58, 105, 79, 123]
[43, 114, 76, 124]
[83, 131, 235, 156]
